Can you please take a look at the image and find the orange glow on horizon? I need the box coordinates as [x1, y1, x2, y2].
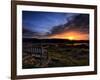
[49, 31, 88, 40]
[66, 36, 75, 40]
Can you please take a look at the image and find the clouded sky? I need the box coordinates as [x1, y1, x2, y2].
[22, 11, 89, 40]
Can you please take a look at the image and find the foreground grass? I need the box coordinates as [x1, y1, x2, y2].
[22, 43, 89, 69]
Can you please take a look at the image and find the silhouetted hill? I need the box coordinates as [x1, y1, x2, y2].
[23, 38, 89, 44]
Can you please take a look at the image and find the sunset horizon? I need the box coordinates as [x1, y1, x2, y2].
[22, 11, 89, 41]
[48, 31, 89, 40]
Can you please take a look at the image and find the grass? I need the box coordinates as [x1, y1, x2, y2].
[22, 43, 89, 69]
[47, 44, 89, 67]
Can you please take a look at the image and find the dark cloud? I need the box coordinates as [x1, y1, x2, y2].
[48, 14, 89, 36]
[23, 28, 39, 38]
[23, 27, 50, 38]
[72, 14, 89, 27]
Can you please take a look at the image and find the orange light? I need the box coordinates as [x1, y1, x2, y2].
[66, 36, 74, 40]
[49, 31, 88, 40]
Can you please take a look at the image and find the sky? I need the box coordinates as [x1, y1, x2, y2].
[22, 11, 89, 40]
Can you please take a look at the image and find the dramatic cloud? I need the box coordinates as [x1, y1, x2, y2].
[22, 11, 89, 40]
[49, 14, 89, 35]
[47, 14, 89, 40]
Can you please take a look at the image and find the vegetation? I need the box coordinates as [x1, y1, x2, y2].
[47, 44, 89, 67]
[22, 38, 89, 69]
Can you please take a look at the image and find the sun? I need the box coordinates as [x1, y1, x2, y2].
[67, 36, 75, 40]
